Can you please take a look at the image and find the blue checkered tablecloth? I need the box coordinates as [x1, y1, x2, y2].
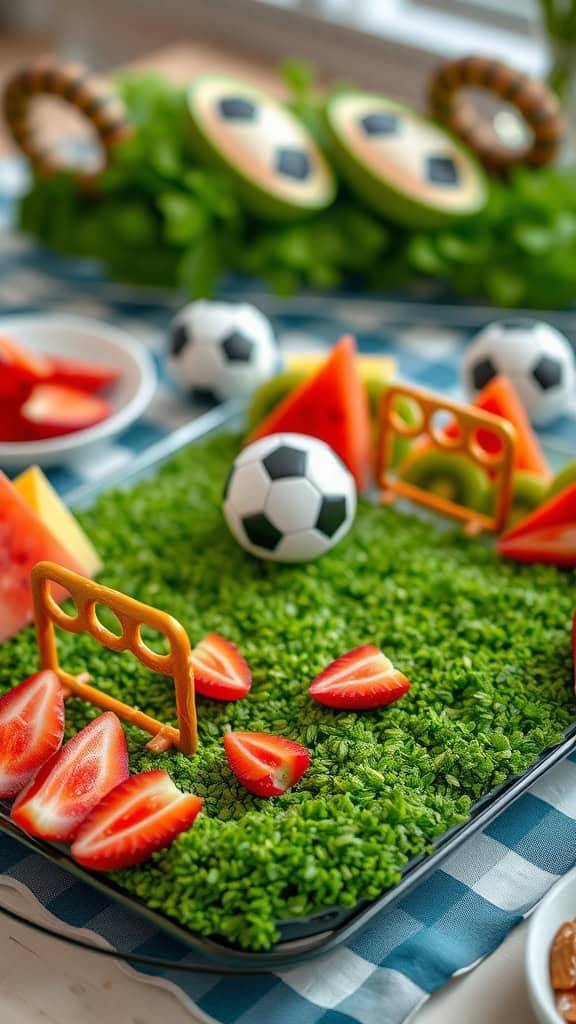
[1, 154, 576, 1024]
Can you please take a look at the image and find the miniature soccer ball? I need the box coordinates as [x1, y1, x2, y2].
[223, 433, 356, 563]
[167, 301, 279, 401]
[463, 319, 576, 426]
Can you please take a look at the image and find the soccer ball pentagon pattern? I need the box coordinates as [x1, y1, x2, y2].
[463, 319, 576, 426]
[167, 301, 279, 401]
[223, 433, 356, 563]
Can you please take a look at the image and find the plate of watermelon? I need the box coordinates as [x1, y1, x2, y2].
[0, 315, 156, 468]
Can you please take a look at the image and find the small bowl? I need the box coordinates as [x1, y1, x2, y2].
[0, 314, 157, 469]
[526, 866, 576, 1023]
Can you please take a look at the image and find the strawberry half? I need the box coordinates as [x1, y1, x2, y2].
[190, 633, 251, 701]
[20, 384, 111, 440]
[309, 644, 411, 710]
[223, 731, 310, 797]
[71, 770, 203, 871]
[48, 355, 119, 394]
[0, 401, 32, 442]
[0, 671, 65, 799]
[0, 336, 51, 401]
[11, 711, 128, 841]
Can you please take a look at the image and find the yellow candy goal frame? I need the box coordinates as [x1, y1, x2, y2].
[32, 561, 198, 755]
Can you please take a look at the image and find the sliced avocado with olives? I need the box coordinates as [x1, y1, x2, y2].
[399, 449, 490, 512]
[184, 74, 336, 221]
[324, 91, 487, 228]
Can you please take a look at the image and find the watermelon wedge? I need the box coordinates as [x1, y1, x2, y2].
[0, 472, 85, 643]
[246, 335, 371, 490]
[447, 376, 550, 478]
[497, 482, 576, 567]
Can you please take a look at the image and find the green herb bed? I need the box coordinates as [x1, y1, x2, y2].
[18, 71, 576, 307]
[0, 433, 574, 950]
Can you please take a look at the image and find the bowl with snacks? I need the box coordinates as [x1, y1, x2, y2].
[0, 314, 156, 468]
[526, 867, 576, 1023]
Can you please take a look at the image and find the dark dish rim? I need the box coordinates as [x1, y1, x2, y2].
[0, 400, 573, 970]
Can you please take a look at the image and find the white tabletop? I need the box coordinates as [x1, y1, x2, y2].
[0, 883, 538, 1024]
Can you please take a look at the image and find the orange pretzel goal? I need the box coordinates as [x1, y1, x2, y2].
[32, 562, 198, 756]
[377, 384, 516, 536]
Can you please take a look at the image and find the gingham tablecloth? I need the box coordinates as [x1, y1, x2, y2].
[1, 154, 576, 1024]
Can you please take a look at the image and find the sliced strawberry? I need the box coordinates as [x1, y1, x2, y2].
[0, 336, 51, 401]
[0, 671, 65, 799]
[20, 384, 111, 440]
[71, 770, 203, 871]
[48, 356, 119, 394]
[190, 633, 251, 701]
[0, 400, 32, 442]
[11, 711, 128, 841]
[309, 644, 411, 710]
[223, 731, 310, 797]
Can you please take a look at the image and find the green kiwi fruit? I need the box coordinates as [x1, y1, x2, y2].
[246, 371, 303, 433]
[388, 396, 422, 469]
[399, 449, 490, 512]
[507, 471, 549, 527]
[483, 470, 548, 527]
[547, 461, 576, 501]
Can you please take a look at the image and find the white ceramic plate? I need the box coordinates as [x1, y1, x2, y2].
[0, 315, 157, 468]
[526, 866, 576, 1024]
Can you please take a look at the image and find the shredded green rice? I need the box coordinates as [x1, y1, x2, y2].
[0, 433, 574, 949]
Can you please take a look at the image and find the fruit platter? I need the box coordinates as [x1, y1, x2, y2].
[0, 308, 574, 970]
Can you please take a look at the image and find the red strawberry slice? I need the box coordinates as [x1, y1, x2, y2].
[11, 711, 128, 841]
[20, 384, 111, 440]
[0, 671, 65, 799]
[223, 731, 310, 797]
[71, 770, 203, 871]
[309, 644, 411, 710]
[48, 356, 119, 394]
[0, 400, 32, 442]
[0, 336, 51, 401]
[190, 633, 251, 701]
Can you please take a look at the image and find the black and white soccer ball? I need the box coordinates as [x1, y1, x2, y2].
[223, 433, 356, 563]
[167, 301, 279, 401]
[463, 319, 576, 426]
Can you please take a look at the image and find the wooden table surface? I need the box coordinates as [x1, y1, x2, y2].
[0, 32, 540, 1024]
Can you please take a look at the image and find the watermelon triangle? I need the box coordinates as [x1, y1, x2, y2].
[246, 335, 372, 490]
[497, 482, 576, 567]
[467, 376, 550, 478]
[497, 526, 576, 567]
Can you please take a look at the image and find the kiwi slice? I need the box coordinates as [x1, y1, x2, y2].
[547, 461, 576, 501]
[483, 470, 548, 527]
[246, 371, 304, 433]
[507, 471, 549, 528]
[388, 396, 422, 469]
[399, 449, 490, 512]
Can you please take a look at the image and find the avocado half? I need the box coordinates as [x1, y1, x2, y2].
[324, 91, 487, 228]
[184, 74, 337, 221]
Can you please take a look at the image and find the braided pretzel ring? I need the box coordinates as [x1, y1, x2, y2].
[429, 55, 564, 175]
[3, 60, 133, 181]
